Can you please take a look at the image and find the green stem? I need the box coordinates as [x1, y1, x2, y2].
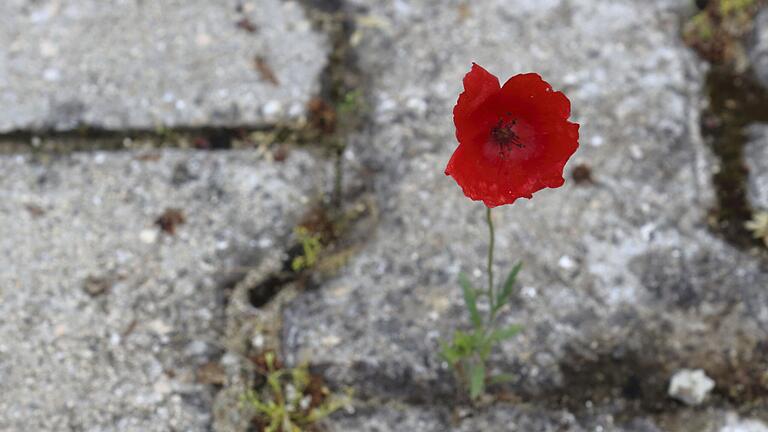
[486, 206, 495, 314]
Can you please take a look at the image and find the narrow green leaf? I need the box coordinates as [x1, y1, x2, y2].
[489, 373, 517, 385]
[489, 324, 523, 343]
[496, 262, 523, 309]
[469, 362, 486, 400]
[459, 273, 482, 329]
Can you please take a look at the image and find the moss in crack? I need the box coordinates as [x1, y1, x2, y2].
[0, 125, 313, 155]
[247, 197, 376, 308]
[683, 0, 764, 65]
[702, 66, 768, 249]
[683, 0, 768, 250]
[298, 0, 369, 210]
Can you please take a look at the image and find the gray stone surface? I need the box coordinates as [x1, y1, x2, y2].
[2, 0, 767, 430]
[746, 125, 768, 210]
[751, 8, 768, 90]
[281, 0, 768, 428]
[0, 0, 327, 132]
[0, 147, 327, 431]
[721, 414, 768, 432]
[328, 404, 768, 432]
[330, 404, 587, 432]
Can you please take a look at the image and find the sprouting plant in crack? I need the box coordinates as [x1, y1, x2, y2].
[291, 226, 323, 272]
[244, 352, 350, 432]
[746, 211, 768, 246]
[719, 0, 757, 16]
[441, 64, 579, 401]
[440, 262, 524, 400]
[683, 0, 763, 63]
[337, 89, 364, 118]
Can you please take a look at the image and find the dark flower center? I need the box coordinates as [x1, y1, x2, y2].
[490, 116, 524, 159]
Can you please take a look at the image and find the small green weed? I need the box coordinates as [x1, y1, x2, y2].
[245, 352, 349, 432]
[683, 0, 764, 63]
[441, 262, 523, 401]
[291, 227, 323, 272]
[746, 211, 768, 246]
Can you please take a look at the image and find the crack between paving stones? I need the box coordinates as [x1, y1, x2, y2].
[0, 123, 324, 153]
[208, 1, 379, 429]
[703, 66, 768, 253]
[220, 0, 371, 315]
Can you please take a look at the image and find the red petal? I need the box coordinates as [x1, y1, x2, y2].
[499, 73, 571, 120]
[446, 65, 579, 208]
[453, 63, 501, 147]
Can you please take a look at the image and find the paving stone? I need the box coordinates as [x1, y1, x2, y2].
[750, 8, 768, 90]
[0, 147, 328, 431]
[281, 0, 768, 428]
[720, 413, 768, 432]
[328, 404, 585, 432]
[0, 0, 327, 132]
[746, 124, 768, 210]
[326, 404, 768, 432]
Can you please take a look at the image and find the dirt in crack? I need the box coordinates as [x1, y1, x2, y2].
[703, 66, 768, 249]
[247, 244, 304, 308]
[246, 200, 355, 308]
[0, 126, 300, 153]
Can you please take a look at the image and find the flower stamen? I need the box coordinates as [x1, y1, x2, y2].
[490, 118, 524, 159]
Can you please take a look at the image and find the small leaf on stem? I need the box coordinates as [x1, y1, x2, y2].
[496, 262, 523, 311]
[489, 324, 523, 343]
[459, 272, 483, 329]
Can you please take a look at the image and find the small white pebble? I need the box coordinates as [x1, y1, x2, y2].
[522, 286, 538, 298]
[262, 100, 283, 119]
[668, 368, 715, 406]
[140, 229, 158, 244]
[43, 68, 60, 82]
[558, 255, 576, 270]
[110, 333, 121, 346]
[251, 334, 265, 349]
[321, 334, 341, 347]
[146, 319, 173, 335]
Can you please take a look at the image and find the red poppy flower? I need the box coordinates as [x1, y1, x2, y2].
[445, 63, 579, 208]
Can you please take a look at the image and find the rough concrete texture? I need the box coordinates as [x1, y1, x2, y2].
[329, 405, 768, 432]
[746, 125, 768, 210]
[281, 0, 768, 428]
[0, 148, 327, 431]
[751, 8, 768, 90]
[0, 0, 327, 132]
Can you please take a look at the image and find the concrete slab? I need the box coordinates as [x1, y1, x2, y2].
[0, 0, 327, 132]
